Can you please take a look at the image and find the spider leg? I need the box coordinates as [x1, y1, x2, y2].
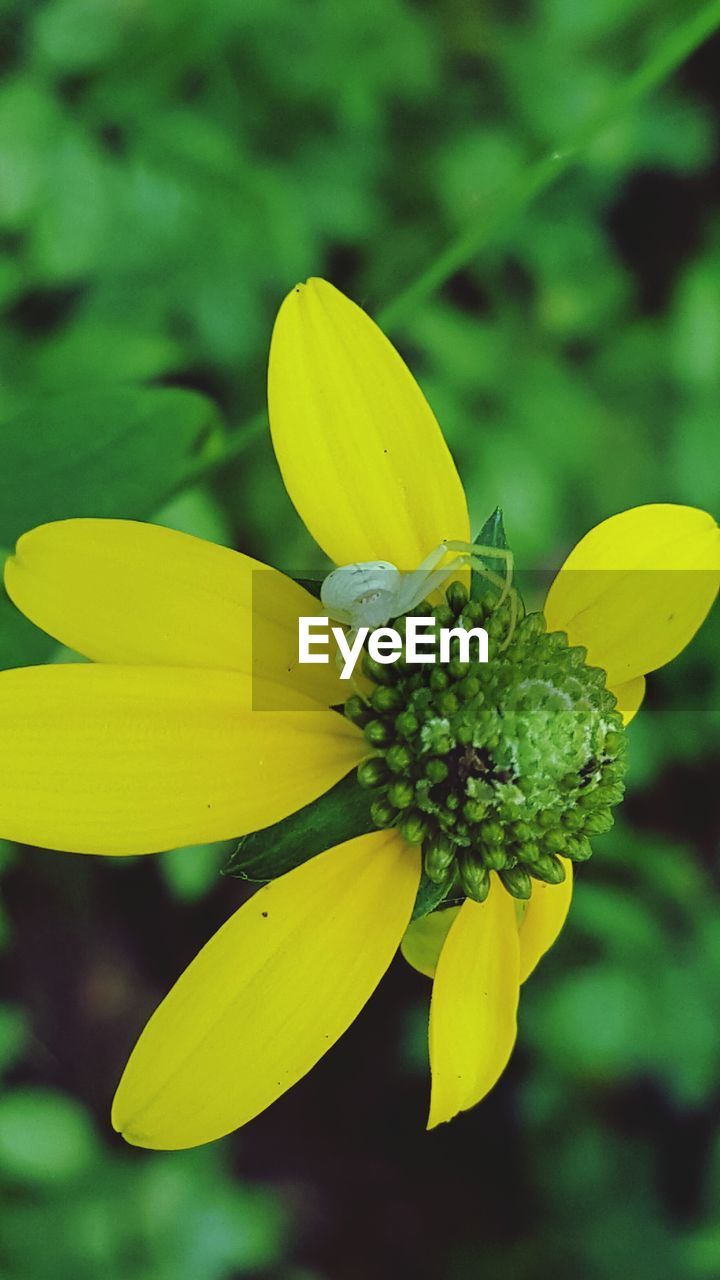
[415, 544, 453, 575]
[397, 554, 468, 615]
[331, 625, 358, 675]
[390, 542, 519, 654]
[447, 542, 515, 606]
[497, 586, 519, 652]
[466, 561, 505, 594]
[392, 543, 458, 615]
[417, 557, 468, 603]
[460, 547, 519, 651]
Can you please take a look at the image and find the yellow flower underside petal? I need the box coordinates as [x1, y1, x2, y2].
[518, 861, 573, 984]
[400, 906, 460, 978]
[544, 505, 719, 690]
[112, 830, 421, 1149]
[4, 519, 346, 707]
[428, 877, 520, 1128]
[268, 278, 470, 568]
[613, 675, 646, 725]
[0, 665, 364, 854]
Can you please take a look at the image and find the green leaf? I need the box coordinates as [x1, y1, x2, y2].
[292, 576, 323, 600]
[475, 506, 508, 550]
[471, 506, 510, 600]
[32, 0, 125, 75]
[0, 588, 55, 670]
[160, 841, 232, 902]
[0, 1004, 28, 1077]
[224, 772, 460, 922]
[411, 870, 461, 921]
[223, 772, 376, 883]
[0, 1088, 99, 1185]
[0, 387, 220, 546]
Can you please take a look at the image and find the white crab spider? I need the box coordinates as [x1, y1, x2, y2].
[320, 540, 517, 642]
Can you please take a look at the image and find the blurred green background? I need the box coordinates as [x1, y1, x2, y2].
[1, 0, 719, 1277]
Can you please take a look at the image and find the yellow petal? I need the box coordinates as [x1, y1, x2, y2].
[4, 519, 346, 706]
[428, 877, 519, 1128]
[613, 675, 646, 725]
[113, 830, 420, 1149]
[267, 279, 470, 568]
[400, 906, 460, 979]
[544, 505, 719, 689]
[0, 665, 364, 854]
[518, 862, 573, 984]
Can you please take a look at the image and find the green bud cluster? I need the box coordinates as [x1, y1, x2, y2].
[346, 580, 627, 903]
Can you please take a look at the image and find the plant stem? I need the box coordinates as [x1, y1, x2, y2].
[196, 1, 720, 475]
[379, 0, 720, 329]
[186, 411, 267, 483]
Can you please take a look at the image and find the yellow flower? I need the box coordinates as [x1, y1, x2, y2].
[1, 279, 718, 1150]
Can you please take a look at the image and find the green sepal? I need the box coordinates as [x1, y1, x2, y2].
[0, 387, 221, 546]
[411, 868, 461, 921]
[292, 576, 323, 600]
[222, 772, 375, 883]
[471, 506, 509, 600]
[223, 770, 463, 922]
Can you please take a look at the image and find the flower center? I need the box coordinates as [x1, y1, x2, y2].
[344, 579, 627, 902]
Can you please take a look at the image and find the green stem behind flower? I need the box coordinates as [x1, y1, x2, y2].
[379, 0, 720, 328]
[184, 0, 720, 485]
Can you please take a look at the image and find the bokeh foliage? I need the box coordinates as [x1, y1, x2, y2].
[0, 0, 719, 1277]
